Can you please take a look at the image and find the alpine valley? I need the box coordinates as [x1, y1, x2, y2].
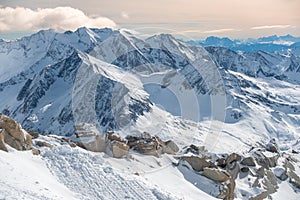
[0, 27, 300, 200]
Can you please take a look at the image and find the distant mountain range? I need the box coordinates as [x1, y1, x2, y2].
[187, 34, 300, 53]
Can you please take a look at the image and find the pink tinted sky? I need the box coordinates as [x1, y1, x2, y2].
[0, 0, 299, 39]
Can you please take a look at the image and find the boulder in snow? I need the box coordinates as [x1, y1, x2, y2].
[181, 156, 214, 171]
[202, 168, 231, 183]
[226, 153, 242, 166]
[161, 140, 179, 154]
[106, 140, 130, 158]
[241, 157, 256, 166]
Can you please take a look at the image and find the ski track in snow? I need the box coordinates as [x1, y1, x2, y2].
[42, 145, 174, 200]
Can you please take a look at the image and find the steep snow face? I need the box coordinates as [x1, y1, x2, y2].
[0, 27, 299, 153]
[0, 30, 56, 82]
[73, 53, 152, 133]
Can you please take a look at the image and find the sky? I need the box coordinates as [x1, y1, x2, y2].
[0, 0, 299, 40]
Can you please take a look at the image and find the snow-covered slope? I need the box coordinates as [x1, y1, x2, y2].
[1, 136, 220, 200]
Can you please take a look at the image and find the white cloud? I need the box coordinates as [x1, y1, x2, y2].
[173, 28, 240, 35]
[0, 6, 116, 32]
[251, 25, 293, 30]
[202, 28, 239, 34]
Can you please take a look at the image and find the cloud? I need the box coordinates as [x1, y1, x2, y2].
[0, 6, 116, 32]
[250, 25, 294, 30]
[172, 28, 240, 34]
[202, 28, 239, 34]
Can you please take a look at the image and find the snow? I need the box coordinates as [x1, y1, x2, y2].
[40, 104, 52, 113]
[0, 147, 78, 200]
[271, 181, 300, 200]
[42, 145, 175, 200]
[1, 137, 217, 200]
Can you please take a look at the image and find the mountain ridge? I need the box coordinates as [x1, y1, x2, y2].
[0, 27, 299, 154]
[187, 34, 300, 53]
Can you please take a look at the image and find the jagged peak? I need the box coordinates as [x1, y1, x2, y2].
[146, 33, 188, 49]
[22, 29, 56, 42]
[146, 33, 176, 42]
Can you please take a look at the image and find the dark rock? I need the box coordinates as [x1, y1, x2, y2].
[292, 149, 299, 154]
[241, 157, 256, 166]
[35, 140, 53, 148]
[216, 158, 227, 168]
[226, 153, 242, 165]
[241, 167, 249, 173]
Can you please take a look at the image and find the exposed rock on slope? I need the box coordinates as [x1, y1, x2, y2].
[71, 124, 179, 158]
[0, 113, 32, 152]
[176, 140, 300, 200]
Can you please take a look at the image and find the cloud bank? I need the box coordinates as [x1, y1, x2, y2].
[0, 6, 116, 32]
[251, 25, 293, 30]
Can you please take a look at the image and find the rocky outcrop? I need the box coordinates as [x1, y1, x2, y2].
[0, 128, 8, 152]
[251, 147, 279, 169]
[106, 140, 130, 158]
[176, 141, 300, 200]
[125, 132, 179, 157]
[76, 134, 106, 152]
[0, 114, 32, 151]
[284, 158, 300, 189]
[72, 129, 178, 158]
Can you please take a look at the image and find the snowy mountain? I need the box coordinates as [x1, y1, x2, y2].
[188, 35, 300, 53]
[0, 28, 299, 151]
[1, 27, 300, 199]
